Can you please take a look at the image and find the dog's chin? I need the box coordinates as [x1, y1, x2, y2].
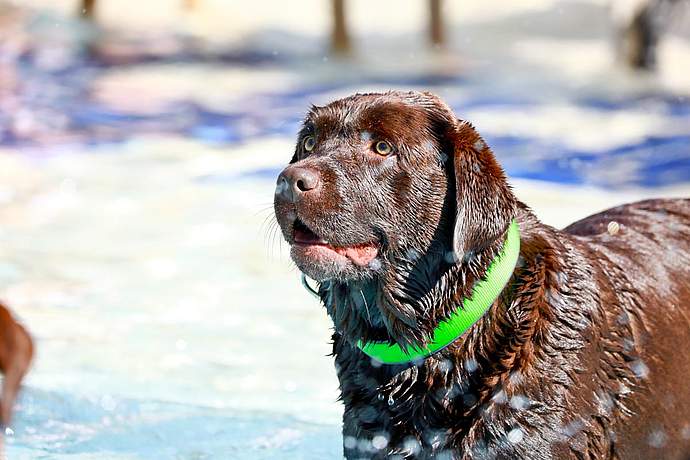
[291, 243, 380, 282]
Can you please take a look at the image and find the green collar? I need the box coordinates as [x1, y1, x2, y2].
[300, 220, 521, 366]
[357, 219, 521, 365]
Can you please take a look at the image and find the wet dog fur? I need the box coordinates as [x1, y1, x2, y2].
[273, 91, 690, 459]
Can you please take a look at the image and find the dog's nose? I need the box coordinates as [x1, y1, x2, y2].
[275, 167, 321, 202]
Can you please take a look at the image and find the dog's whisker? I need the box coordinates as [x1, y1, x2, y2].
[270, 221, 283, 258]
[253, 203, 276, 217]
[359, 289, 371, 323]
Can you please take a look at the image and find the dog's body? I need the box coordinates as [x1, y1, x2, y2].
[273, 91, 690, 459]
[0, 302, 33, 427]
[335, 199, 690, 459]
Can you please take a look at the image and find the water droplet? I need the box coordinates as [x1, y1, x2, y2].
[648, 429, 667, 448]
[465, 358, 478, 372]
[4, 427, 14, 437]
[507, 427, 523, 444]
[509, 394, 531, 410]
[358, 437, 372, 452]
[372, 434, 389, 450]
[630, 359, 649, 378]
[492, 390, 507, 404]
[344, 435, 357, 449]
[423, 430, 446, 448]
[509, 371, 524, 385]
[560, 419, 584, 438]
[405, 248, 421, 262]
[387, 394, 395, 406]
[607, 221, 620, 236]
[377, 393, 385, 401]
[438, 359, 453, 373]
[473, 139, 486, 151]
[368, 259, 382, 271]
[403, 436, 421, 455]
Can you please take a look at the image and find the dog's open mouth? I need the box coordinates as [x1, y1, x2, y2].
[292, 218, 379, 267]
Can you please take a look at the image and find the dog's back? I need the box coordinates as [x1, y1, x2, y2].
[565, 198, 690, 458]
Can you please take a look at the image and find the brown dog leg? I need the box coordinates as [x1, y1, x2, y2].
[0, 304, 33, 428]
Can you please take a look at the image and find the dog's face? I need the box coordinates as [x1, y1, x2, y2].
[274, 92, 451, 282]
[274, 91, 515, 342]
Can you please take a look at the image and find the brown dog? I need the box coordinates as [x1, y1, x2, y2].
[0, 302, 33, 428]
[273, 91, 690, 459]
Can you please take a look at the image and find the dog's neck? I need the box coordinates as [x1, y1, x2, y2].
[321, 212, 567, 454]
[319, 225, 509, 351]
[319, 226, 525, 401]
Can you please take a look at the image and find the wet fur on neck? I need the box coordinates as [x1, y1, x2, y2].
[317, 229, 506, 350]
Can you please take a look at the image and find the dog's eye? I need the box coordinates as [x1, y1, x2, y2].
[374, 140, 393, 156]
[303, 136, 316, 152]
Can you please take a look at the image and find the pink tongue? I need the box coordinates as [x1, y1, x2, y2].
[335, 245, 378, 266]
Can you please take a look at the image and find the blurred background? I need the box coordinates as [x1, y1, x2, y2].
[0, 0, 689, 458]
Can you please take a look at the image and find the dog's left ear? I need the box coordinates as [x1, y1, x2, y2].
[407, 91, 517, 260]
[415, 93, 517, 260]
[444, 120, 517, 260]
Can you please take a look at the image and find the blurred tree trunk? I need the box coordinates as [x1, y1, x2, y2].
[429, 0, 445, 48]
[619, 5, 658, 69]
[613, 0, 683, 70]
[79, 0, 96, 19]
[331, 0, 351, 56]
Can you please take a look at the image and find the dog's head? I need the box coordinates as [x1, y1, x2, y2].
[274, 91, 516, 345]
